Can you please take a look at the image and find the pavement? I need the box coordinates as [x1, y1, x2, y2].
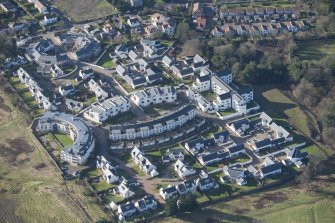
[91, 125, 168, 203]
[76, 61, 148, 119]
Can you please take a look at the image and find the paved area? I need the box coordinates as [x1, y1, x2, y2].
[76, 62, 148, 119]
[109, 155, 184, 203]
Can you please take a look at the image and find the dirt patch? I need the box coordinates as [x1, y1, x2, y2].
[233, 208, 250, 215]
[0, 198, 24, 223]
[254, 191, 288, 209]
[0, 96, 10, 112]
[177, 39, 202, 58]
[0, 138, 34, 165]
[0, 96, 11, 123]
[33, 163, 47, 170]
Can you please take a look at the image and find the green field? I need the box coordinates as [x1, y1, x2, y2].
[0, 91, 109, 223]
[54, 0, 116, 22]
[295, 39, 335, 60]
[300, 145, 327, 163]
[160, 180, 335, 223]
[224, 0, 296, 9]
[254, 86, 313, 138]
[253, 85, 330, 161]
[53, 133, 73, 147]
[150, 85, 335, 223]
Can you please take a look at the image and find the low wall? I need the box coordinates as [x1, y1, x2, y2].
[247, 104, 260, 113]
[218, 112, 241, 120]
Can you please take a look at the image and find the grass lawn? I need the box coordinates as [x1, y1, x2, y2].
[161, 177, 335, 223]
[10, 76, 20, 83]
[153, 183, 169, 193]
[85, 168, 102, 179]
[161, 75, 176, 86]
[113, 74, 136, 93]
[295, 39, 335, 60]
[105, 111, 136, 125]
[91, 180, 115, 192]
[103, 193, 123, 204]
[146, 150, 162, 157]
[132, 165, 146, 177]
[117, 153, 132, 164]
[202, 187, 227, 201]
[20, 91, 33, 100]
[100, 59, 115, 69]
[228, 154, 251, 164]
[202, 90, 216, 101]
[133, 187, 147, 199]
[63, 65, 76, 74]
[87, 95, 96, 104]
[160, 40, 173, 47]
[33, 108, 44, 117]
[168, 73, 195, 86]
[254, 198, 335, 223]
[12, 81, 27, 90]
[192, 162, 203, 171]
[0, 90, 109, 222]
[206, 165, 221, 172]
[25, 98, 38, 108]
[196, 192, 210, 203]
[53, 133, 73, 147]
[54, 0, 117, 22]
[97, 50, 115, 68]
[254, 86, 311, 136]
[225, 0, 295, 8]
[300, 145, 327, 163]
[218, 108, 236, 116]
[201, 125, 222, 139]
[212, 171, 260, 194]
[253, 85, 330, 153]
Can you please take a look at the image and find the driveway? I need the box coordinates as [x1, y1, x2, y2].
[76, 62, 148, 119]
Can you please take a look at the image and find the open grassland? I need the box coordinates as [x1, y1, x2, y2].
[152, 86, 335, 223]
[158, 177, 335, 223]
[222, 0, 296, 9]
[0, 91, 109, 223]
[253, 85, 332, 160]
[295, 39, 335, 60]
[254, 86, 312, 137]
[54, 0, 116, 22]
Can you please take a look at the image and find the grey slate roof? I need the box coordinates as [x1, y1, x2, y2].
[254, 138, 272, 148]
[237, 85, 254, 95]
[228, 144, 245, 154]
[185, 138, 204, 148]
[37, 112, 94, 158]
[163, 186, 177, 194]
[213, 130, 230, 141]
[261, 163, 281, 175]
[197, 75, 211, 82]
